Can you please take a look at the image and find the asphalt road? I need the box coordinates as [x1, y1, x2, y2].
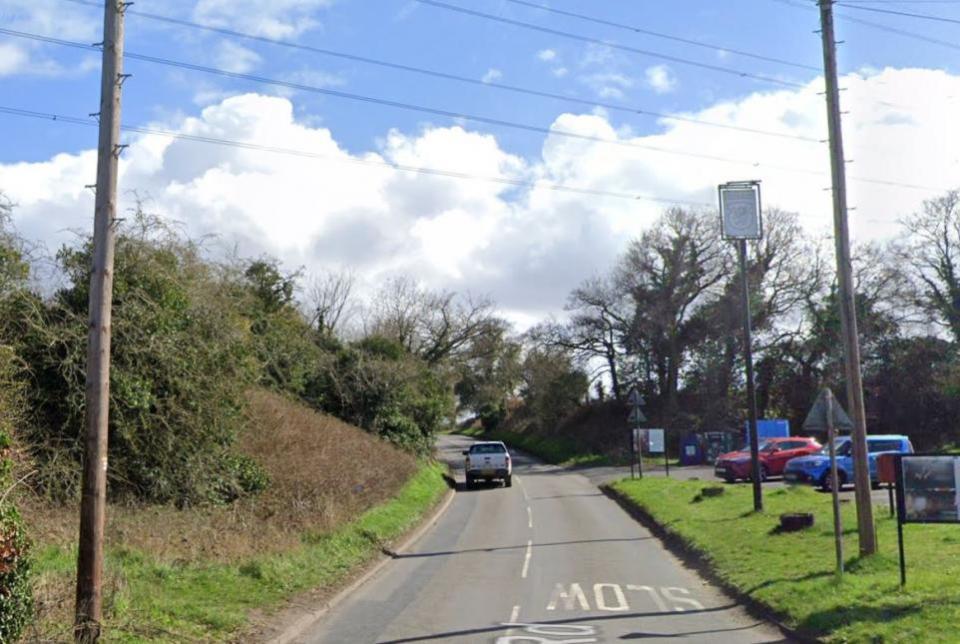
[303, 435, 789, 644]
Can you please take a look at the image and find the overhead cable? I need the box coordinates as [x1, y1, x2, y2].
[0, 105, 715, 206]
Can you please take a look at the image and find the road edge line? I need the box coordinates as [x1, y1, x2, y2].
[600, 483, 821, 644]
[266, 474, 457, 644]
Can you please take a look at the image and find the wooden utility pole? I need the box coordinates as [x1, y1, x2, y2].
[817, 0, 876, 555]
[75, 0, 126, 640]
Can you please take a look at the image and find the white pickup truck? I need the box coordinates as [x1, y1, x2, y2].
[462, 441, 512, 489]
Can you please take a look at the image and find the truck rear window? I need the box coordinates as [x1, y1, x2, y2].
[470, 444, 506, 454]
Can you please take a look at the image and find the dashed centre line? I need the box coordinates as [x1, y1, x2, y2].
[521, 539, 533, 578]
[503, 604, 522, 639]
[527, 505, 533, 528]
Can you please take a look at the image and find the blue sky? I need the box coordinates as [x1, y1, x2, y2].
[2, 0, 960, 323]
[3, 0, 959, 164]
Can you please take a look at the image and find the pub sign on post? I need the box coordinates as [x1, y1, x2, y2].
[718, 182, 762, 240]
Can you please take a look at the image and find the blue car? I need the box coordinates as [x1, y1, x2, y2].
[783, 435, 914, 490]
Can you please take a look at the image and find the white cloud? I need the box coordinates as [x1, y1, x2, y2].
[214, 41, 262, 74]
[552, 67, 569, 79]
[2, 68, 959, 322]
[582, 72, 634, 100]
[0, 42, 29, 76]
[482, 68, 503, 84]
[537, 49, 557, 62]
[645, 65, 677, 95]
[193, 0, 333, 39]
[0, 0, 99, 76]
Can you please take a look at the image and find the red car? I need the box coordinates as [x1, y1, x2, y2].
[714, 437, 822, 483]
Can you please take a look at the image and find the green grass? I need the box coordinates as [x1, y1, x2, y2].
[34, 462, 449, 642]
[465, 427, 610, 467]
[611, 478, 960, 643]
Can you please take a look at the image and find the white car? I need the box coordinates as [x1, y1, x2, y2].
[463, 441, 512, 489]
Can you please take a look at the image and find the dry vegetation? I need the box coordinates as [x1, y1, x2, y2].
[19, 388, 419, 639]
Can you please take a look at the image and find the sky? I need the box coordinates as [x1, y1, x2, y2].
[1, 0, 960, 328]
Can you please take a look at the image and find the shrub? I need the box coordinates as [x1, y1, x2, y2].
[0, 346, 31, 639]
[23, 214, 260, 505]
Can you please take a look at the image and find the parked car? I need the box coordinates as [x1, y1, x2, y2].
[783, 434, 914, 490]
[463, 441, 512, 488]
[714, 437, 822, 483]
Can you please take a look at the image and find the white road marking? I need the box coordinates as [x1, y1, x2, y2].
[517, 476, 529, 500]
[497, 623, 598, 644]
[522, 539, 533, 578]
[546, 583, 590, 611]
[593, 583, 629, 612]
[503, 605, 522, 639]
[627, 585, 668, 612]
[545, 583, 702, 613]
[661, 586, 705, 611]
[527, 506, 533, 528]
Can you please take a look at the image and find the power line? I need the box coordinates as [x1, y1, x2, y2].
[56, 0, 822, 144]
[504, 0, 820, 71]
[5, 29, 817, 169]
[413, 0, 810, 89]
[4, 29, 833, 171]
[836, 2, 960, 23]
[772, 0, 960, 51]
[0, 105, 715, 206]
[2, 28, 944, 192]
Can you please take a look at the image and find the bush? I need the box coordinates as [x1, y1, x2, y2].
[316, 337, 453, 455]
[0, 346, 31, 639]
[22, 215, 260, 505]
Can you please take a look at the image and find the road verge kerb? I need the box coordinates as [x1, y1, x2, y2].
[267, 475, 457, 644]
[600, 483, 821, 644]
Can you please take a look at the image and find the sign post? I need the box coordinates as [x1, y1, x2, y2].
[802, 388, 854, 579]
[627, 388, 646, 480]
[719, 180, 763, 512]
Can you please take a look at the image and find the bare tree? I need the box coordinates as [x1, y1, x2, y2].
[307, 269, 356, 337]
[899, 190, 960, 341]
[530, 275, 629, 399]
[368, 275, 503, 365]
[615, 208, 729, 416]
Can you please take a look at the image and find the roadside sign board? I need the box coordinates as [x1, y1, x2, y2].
[647, 429, 665, 454]
[718, 182, 762, 240]
[802, 389, 853, 433]
[627, 388, 644, 408]
[894, 454, 960, 586]
[632, 428, 645, 453]
[898, 455, 960, 524]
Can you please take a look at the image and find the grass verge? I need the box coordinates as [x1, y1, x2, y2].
[28, 461, 449, 642]
[609, 477, 960, 643]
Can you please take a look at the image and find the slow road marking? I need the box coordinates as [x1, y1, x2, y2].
[546, 583, 704, 613]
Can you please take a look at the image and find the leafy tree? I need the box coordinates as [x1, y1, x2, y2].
[317, 336, 454, 454]
[454, 321, 521, 430]
[519, 345, 589, 432]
